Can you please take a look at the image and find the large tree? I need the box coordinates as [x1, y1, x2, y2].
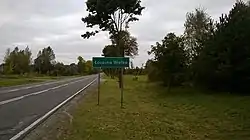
[145, 59, 160, 82]
[82, 0, 144, 88]
[34, 46, 55, 74]
[85, 60, 94, 74]
[184, 8, 214, 60]
[3, 47, 32, 74]
[149, 33, 188, 91]
[184, 8, 215, 84]
[82, 0, 144, 41]
[77, 56, 86, 75]
[195, 1, 250, 93]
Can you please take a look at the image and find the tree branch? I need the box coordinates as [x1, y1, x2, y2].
[111, 13, 119, 32]
[118, 9, 121, 31]
[121, 14, 130, 25]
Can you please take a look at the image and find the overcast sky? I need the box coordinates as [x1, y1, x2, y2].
[0, 0, 239, 66]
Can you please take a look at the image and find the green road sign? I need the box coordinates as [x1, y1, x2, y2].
[93, 57, 129, 68]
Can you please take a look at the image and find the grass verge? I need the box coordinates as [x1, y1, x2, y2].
[0, 75, 67, 87]
[58, 75, 250, 140]
[0, 78, 48, 87]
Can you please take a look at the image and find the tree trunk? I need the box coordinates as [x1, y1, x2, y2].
[117, 31, 124, 89]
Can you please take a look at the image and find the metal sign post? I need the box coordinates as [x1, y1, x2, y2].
[120, 68, 124, 108]
[92, 57, 129, 108]
[97, 68, 101, 105]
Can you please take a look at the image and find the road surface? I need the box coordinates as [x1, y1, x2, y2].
[0, 75, 97, 140]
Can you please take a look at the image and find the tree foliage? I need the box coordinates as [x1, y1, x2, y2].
[110, 30, 139, 57]
[82, 0, 145, 39]
[77, 56, 86, 75]
[149, 33, 188, 90]
[147, 1, 250, 94]
[3, 47, 32, 74]
[34, 46, 55, 74]
[85, 60, 93, 74]
[184, 8, 214, 60]
[145, 60, 160, 82]
[194, 1, 250, 93]
[1, 46, 97, 76]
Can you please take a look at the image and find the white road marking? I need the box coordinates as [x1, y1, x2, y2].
[23, 87, 32, 89]
[0, 96, 25, 105]
[8, 89, 19, 92]
[0, 78, 89, 106]
[9, 78, 97, 140]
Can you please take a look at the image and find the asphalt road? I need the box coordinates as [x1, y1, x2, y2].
[0, 75, 97, 140]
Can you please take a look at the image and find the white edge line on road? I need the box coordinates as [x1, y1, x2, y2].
[9, 78, 97, 140]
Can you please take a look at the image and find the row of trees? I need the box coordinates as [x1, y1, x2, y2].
[1, 46, 97, 76]
[147, 1, 250, 93]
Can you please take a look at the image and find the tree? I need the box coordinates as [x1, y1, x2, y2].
[69, 63, 79, 75]
[21, 47, 32, 73]
[3, 48, 13, 74]
[77, 56, 86, 75]
[195, 1, 250, 93]
[184, 8, 214, 60]
[82, 0, 144, 88]
[85, 60, 93, 74]
[184, 8, 215, 84]
[110, 30, 139, 57]
[52, 62, 65, 76]
[34, 46, 55, 74]
[149, 33, 188, 91]
[82, 0, 145, 41]
[3, 47, 32, 74]
[145, 60, 160, 82]
[102, 45, 119, 57]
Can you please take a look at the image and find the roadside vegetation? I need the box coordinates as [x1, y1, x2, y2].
[57, 76, 250, 140]
[146, 1, 250, 94]
[0, 47, 98, 87]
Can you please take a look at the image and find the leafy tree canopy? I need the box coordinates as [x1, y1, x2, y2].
[149, 33, 188, 89]
[82, 0, 145, 38]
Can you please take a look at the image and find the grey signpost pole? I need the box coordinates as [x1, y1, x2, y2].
[121, 68, 124, 108]
[97, 68, 101, 105]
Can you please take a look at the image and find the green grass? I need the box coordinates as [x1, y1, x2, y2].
[0, 75, 65, 87]
[0, 74, 84, 87]
[0, 78, 51, 87]
[58, 76, 250, 140]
